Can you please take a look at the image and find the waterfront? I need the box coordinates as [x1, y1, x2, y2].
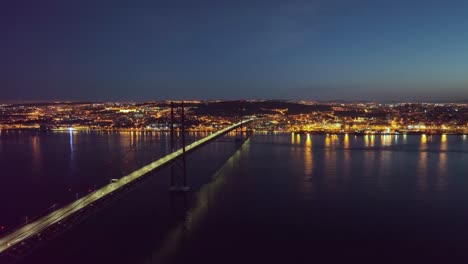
[2, 132, 468, 263]
[1, 101, 467, 135]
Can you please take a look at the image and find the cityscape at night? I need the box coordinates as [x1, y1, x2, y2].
[2, 1, 468, 264]
[1, 100, 467, 134]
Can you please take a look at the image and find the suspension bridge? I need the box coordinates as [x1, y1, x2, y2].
[0, 118, 255, 257]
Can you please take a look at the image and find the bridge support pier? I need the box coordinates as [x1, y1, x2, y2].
[169, 101, 190, 193]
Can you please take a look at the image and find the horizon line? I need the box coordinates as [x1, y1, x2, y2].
[1, 98, 467, 105]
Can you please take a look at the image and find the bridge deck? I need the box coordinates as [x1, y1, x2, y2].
[0, 119, 254, 253]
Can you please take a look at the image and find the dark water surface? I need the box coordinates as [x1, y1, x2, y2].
[2, 132, 468, 263]
[0, 130, 205, 229]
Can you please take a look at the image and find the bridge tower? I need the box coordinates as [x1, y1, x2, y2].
[235, 101, 246, 142]
[169, 101, 190, 192]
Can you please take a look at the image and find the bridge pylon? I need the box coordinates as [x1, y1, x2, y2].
[234, 102, 246, 142]
[168, 101, 190, 192]
[234, 116, 244, 142]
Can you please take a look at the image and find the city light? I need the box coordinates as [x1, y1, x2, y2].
[0, 101, 465, 134]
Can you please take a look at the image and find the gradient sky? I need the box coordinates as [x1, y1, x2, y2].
[2, 0, 468, 102]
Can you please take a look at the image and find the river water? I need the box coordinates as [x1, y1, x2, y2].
[2, 131, 468, 263]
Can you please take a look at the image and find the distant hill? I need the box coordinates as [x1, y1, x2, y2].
[192, 100, 332, 116]
[6, 102, 101, 107]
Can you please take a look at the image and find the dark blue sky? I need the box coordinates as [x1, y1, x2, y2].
[2, 0, 468, 102]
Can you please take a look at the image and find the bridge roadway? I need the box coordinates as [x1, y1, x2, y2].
[0, 119, 254, 254]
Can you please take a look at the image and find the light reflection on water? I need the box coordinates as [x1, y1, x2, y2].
[343, 136, 351, 179]
[277, 133, 466, 200]
[164, 134, 468, 263]
[417, 149, 428, 195]
[303, 134, 313, 195]
[381, 135, 392, 146]
[420, 134, 427, 146]
[440, 134, 447, 151]
[304, 134, 312, 177]
[343, 134, 349, 149]
[4, 132, 468, 264]
[31, 135, 41, 174]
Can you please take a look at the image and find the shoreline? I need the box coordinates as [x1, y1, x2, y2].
[0, 127, 466, 136]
